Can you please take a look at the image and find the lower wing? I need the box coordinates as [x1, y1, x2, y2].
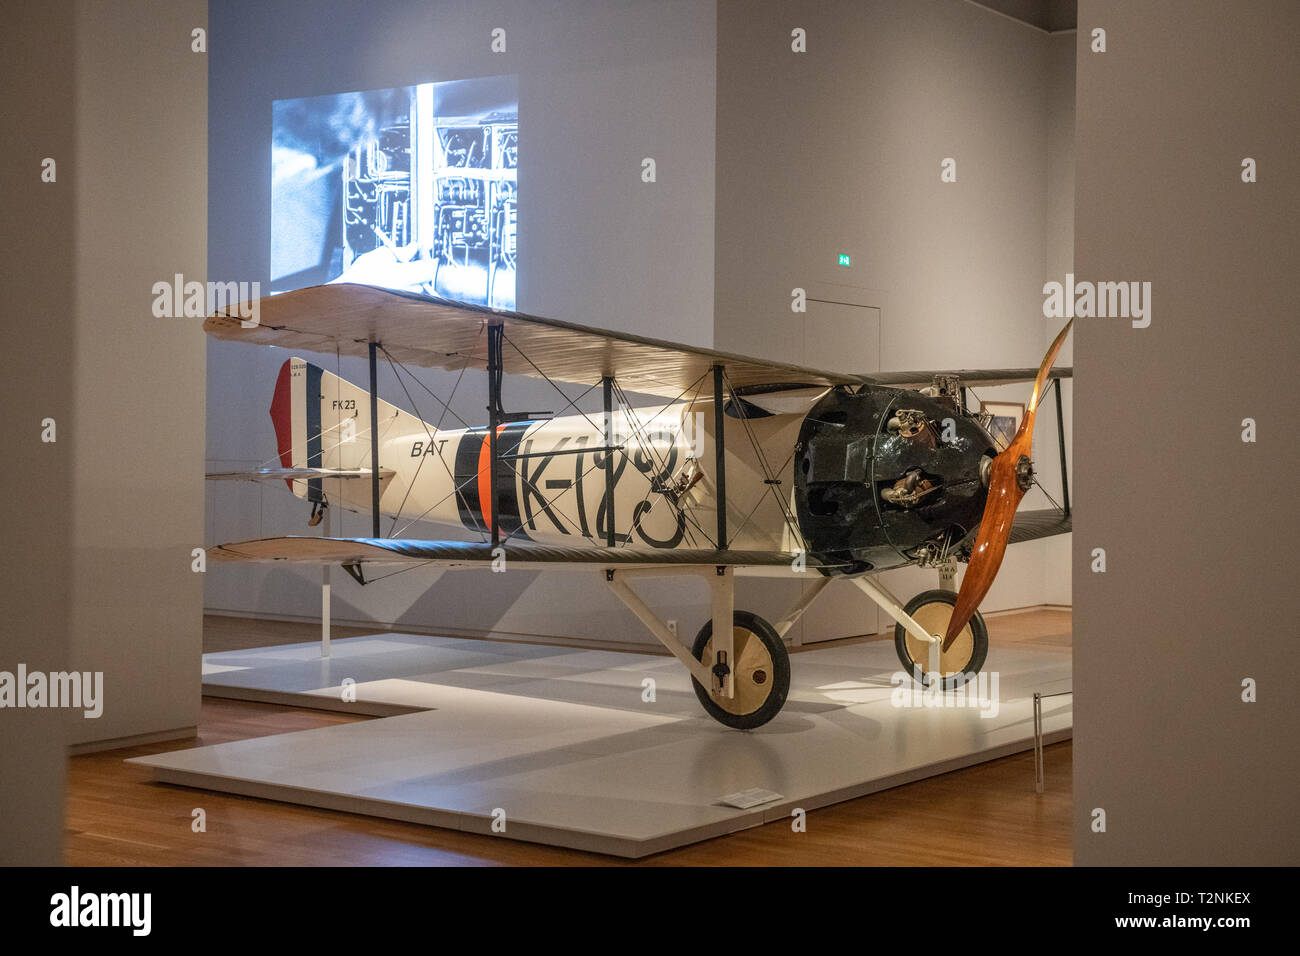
[1008, 508, 1072, 544]
[207, 536, 847, 574]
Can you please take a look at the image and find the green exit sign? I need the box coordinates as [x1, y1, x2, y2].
[838, 253, 851, 266]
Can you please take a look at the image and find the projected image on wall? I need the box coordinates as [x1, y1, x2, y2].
[271, 74, 518, 309]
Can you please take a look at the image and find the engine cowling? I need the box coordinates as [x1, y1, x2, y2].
[792, 386, 995, 573]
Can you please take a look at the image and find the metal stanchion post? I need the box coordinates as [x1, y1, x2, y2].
[1034, 692, 1044, 794]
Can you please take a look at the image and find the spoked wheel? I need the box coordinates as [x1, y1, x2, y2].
[691, 611, 790, 730]
[894, 588, 989, 690]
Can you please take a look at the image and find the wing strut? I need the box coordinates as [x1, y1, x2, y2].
[1054, 376, 1070, 517]
[368, 341, 381, 538]
[487, 321, 504, 547]
[712, 364, 728, 550]
[602, 375, 616, 547]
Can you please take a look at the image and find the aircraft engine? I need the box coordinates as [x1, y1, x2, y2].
[792, 386, 996, 573]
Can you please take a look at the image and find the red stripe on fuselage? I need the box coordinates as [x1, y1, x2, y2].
[476, 425, 509, 531]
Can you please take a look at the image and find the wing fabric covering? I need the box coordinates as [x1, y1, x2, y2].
[1007, 508, 1071, 544]
[207, 536, 839, 571]
[206, 283, 863, 397]
[867, 367, 1072, 389]
[206, 282, 1071, 397]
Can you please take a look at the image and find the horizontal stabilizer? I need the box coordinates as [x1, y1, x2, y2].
[206, 467, 396, 482]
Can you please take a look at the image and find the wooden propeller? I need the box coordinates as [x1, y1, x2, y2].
[941, 320, 1073, 652]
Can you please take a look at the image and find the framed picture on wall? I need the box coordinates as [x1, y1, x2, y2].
[980, 400, 1024, 451]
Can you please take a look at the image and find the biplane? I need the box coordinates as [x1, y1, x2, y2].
[205, 283, 1072, 729]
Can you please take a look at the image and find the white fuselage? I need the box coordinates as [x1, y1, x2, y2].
[280, 357, 804, 551]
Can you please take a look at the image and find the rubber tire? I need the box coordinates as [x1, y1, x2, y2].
[690, 611, 790, 730]
[893, 588, 989, 690]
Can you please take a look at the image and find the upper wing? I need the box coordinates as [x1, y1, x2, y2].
[208, 535, 848, 573]
[206, 283, 867, 398]
[207, 282, 1070, 398]
[868, 367, 1072, 389]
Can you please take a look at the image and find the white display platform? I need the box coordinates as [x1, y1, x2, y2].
[131, 632, 1072, 858]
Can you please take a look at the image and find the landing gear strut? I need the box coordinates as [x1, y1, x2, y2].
[690, 611, 790, 730]
[604, 566, 794, 729]
[847, 574, 988, 689]
[893, 589, 988, 689]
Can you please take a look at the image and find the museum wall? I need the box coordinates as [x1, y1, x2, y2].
[64, 1, 209, 748]
[713, 0, 1075, 638]
[204, 0, 719, 645]
[0, 0, 207, 854]
[0, 1, 78, 866]
[1073, 0, 1300, 863]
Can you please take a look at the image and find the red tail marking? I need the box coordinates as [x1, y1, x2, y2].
[269, 360, 294, 492]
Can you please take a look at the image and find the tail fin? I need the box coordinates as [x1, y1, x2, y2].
[268, 357, 428, 509]
[269, 360, 297, 491]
